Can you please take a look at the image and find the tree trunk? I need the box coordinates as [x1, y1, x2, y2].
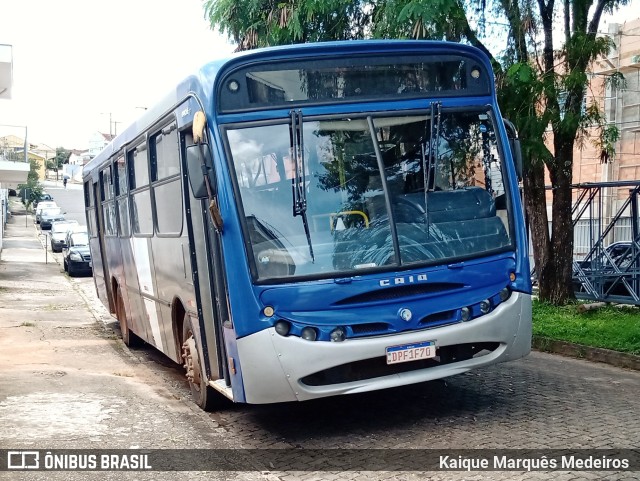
[523, 160, 550, 286]
[539, 141, 576, 304]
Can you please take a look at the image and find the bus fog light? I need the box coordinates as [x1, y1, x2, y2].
[499, 288, 511, 302]
[274, 320, 290, 336]
[460, 307, 471, 322]
[301, 327, 317, 341]
[480, 300, 491, 314]
[330, 327, 346, 342]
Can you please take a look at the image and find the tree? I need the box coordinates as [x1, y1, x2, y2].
[54, 147, 71, 169]
[204, 0, 629, 304]
[18, 159, 44, 208]
[204, 0, 370, 50]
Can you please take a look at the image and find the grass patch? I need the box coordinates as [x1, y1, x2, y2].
[533, 299, 640, 355]
[20, 321, 36, 327]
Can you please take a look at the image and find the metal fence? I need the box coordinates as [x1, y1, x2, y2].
[570, 181, 640, 304]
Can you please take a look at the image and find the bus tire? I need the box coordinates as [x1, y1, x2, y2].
[181, 314, 221, 411]
[115, 287, 141, 347]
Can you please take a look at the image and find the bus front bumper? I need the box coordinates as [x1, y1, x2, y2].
[236, 292, 532, 404]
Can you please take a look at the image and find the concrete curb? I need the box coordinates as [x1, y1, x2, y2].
[532, 336, 640, 371]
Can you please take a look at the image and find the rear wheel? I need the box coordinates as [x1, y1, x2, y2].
[115, 287, 141, 347]
[181, 314, 224, 411]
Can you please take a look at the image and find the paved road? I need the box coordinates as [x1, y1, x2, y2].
[9, 187, 640, 480]
[40, 181, 85, 227]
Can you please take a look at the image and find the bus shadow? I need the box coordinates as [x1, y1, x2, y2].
[228, 369, 523, 444]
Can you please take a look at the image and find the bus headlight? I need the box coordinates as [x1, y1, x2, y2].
[274, 320, 290, 336]
[480, 300, 491, 314]
[330, 327, 346, 342]
[301, 327, 317, 341]
[499, 288, 511, 302]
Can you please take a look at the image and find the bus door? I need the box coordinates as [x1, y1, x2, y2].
[92, 177, 114, 312]
[181, 123, 232, 401]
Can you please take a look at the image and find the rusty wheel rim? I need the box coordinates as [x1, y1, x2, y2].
[181, 332, 202, 391]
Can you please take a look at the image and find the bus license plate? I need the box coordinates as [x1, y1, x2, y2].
[386, 341, 436, 365]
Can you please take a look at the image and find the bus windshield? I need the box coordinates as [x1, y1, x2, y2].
[228, 108, 512, 281]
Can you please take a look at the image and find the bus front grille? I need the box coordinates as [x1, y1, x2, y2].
[333, 283, 465, 306]
[299, 342, 499, 387]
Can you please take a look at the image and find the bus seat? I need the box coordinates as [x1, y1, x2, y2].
[393, 187, 496, 224]
[396, 215, 510, 262]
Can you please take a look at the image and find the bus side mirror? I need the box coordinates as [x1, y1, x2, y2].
[503, 118, 523, 181]
[511, 138, 523, 181]
[186, 143, 213, 199]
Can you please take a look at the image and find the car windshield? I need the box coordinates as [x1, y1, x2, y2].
[227, 108, 512, 281]
[71, 233, 89, 246]
[37, 202, 57, 211]
[51, 222, 78, 233]
[42, 208, 62, 216]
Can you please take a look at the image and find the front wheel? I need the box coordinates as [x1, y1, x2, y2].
[181, 314, 224, 411]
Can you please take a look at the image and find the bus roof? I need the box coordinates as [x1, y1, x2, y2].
[83, 40, 493, 177]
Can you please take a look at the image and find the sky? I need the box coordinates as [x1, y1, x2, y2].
[0, 0, 235, 149]
[0, 0, 637, 150]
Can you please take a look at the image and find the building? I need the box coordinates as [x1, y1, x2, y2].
[0, 135, 47, 181]
[0, 43, 11, 100]
[68, 149, 92, 167]
[566, 18, 640, 255]
[573, 19, 640, 185]
[0, 43, 29, 253]
[88, 131, 115, 158]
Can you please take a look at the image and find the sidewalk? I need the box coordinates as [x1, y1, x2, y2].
[0, 201, 246, 481]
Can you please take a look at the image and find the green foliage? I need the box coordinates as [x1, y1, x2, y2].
[533, 299, 640, 355]
[203, 0, 370, 50]
[497, 62, 552, 168]
[17, 159, 44, 208]
[26, 158, 40, 184]
[597, 124, 620, 163]
[54, 147, 71, 169]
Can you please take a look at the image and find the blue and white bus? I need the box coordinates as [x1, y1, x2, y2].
[83, 40, 531, 410]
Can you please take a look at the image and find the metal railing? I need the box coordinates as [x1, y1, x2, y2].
[0, 124, 28, 163]
[570, 181, 640, 305]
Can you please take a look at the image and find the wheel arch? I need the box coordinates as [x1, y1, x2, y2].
[110, 276, 120, 315]
[172, 296, 187, 353]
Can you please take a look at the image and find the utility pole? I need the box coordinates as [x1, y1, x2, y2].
[100, 112, 121, 137]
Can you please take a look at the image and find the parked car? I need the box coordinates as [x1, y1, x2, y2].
[35, 201, 58, 223]
[63, 231, 92, 277]
[33, 192, 54, 208]
[49, 220, 80, 253]
[573, 241, 638, 296]
[39, 207, 65, 230]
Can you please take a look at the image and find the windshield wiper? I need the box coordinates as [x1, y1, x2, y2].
[423, 102, 441, 228]
[289, 109, 315, 262]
